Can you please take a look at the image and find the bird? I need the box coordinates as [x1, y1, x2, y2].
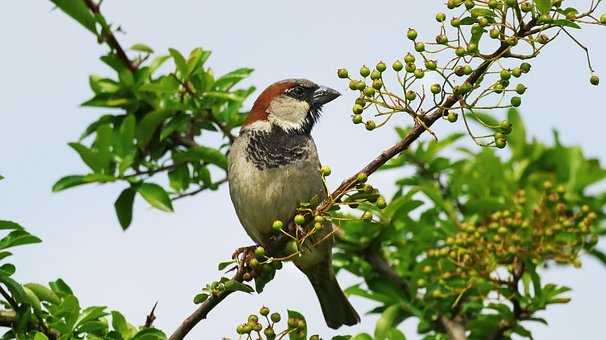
[227, 78, 360, 329]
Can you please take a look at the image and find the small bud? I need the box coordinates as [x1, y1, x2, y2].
[495, 137, 507, 149]
[590, 74, 600, 86]
[435, 34, 449, 44]
[515, 84, 527, 94]
[361, 211, 373, 221]
[270, 313, 281, 323]
[286, 240, 298, 254]
[376, 61, 387, 72]
[520, 62, 532, 73]
[436, 12, 446, 22]
[404, 53, 415, 64]
[372, 79, 383, 90]
[370, 70, 382, 80]
[407, 28, 418, 40]
[521, 2, 533, 12]
[414, 42, 426, 52]
[377, 195, 387, 209]
[353, 104, 364, 114]
[499, 120, 512, 134]
[431, 83, 442, 94]
[451, 18, 461, 27]
[320, 165, 332, 176]
[455, 47, 466, 57]
[413, 68, 425, 79]
[406, 90, 417, 101]
[500, 69, 511, 80]
[425, 60, 437, 70]
[511, 67, 522, 78]
[467, 42, 478, 53]
[356, 172, 368, 183]
[463, 65, 473, 75]
[248, 314, 259, 323]
[447, 111, 458, 123]
[510, 96, 522, 107]
[363, 87, 376, 97]
[405, 62, 416, 73]
[264, 328, 275, 338]
[352, 114, 363, 124]
[601, 14, 606, 24]
[537, 34, 549, 44]
[490, 28, 500, 39]
[255, 246, 266, 259]
[337, 68, 349, 79]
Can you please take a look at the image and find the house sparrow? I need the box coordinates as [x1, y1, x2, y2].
[228, 79, 360, 328]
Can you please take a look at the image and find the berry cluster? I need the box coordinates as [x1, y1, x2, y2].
[234, 307, 319, 340]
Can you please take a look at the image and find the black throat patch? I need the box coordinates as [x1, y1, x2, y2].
[245, 126, 310, 170]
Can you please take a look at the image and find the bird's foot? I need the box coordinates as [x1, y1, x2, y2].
[232, 245, 257, 261]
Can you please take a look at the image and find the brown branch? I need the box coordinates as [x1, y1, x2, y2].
[440, 316, 467, 340]
[144, 302, 158, 328]
[82, 0, 137, 73]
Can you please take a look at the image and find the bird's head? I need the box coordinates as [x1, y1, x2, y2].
[244, 79, 340, 134]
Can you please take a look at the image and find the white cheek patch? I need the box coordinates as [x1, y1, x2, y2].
[267, 95, 310, 132]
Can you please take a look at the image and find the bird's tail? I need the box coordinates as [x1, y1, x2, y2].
[302, 261, 360, 329]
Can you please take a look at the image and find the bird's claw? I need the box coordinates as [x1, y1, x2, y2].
[232, 245, 257, 261]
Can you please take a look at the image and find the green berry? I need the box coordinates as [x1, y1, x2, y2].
[488, 0, 498, 8]
[255, 246, 266, 258]
[506, 0, 516, 7]
[361, 211, 373, 221]
[272, 220, 283, 232]
[463, 65, 473, 75]
[510, 96, 522, 107]
[499, 120, 512, 133]
[355, 97, 365, 106]
[356, 172, 368, 183]
[436, 12, 446, 22]
[360, 65, 370, 77]
[376, 61, 387, 72]
[405, 62, 416, 73]
[537, 34, 549, 44]
[372, 79, 383, 90]
[539, 14, 551, 23]
[590, 74, 600, 86]
[287, 318, 297, 328]
[294, 214, 305, 225]
[404, 53, 415, 64]
[248, 315, 259, 323]
[454, 66, 465, 77]
[352, 114, 363, 124]
[521, 2, 533, 12]
[337, 68, 349, 79]
[431, 83, 442, 94]
[515, 84, 527, 94]
[392, 60, 404, 71]
[465, 0, 475, 9]
[237, 324, 246, 334]
[348, 80, 357, 90]
[407, 28, 418, 40]
[353, 104, 364, 114]
[264, 328, 275, 338]
[455, 47, 466, 57]
[447, 111, 458, 122]
[260, 306, 270, 316]
[520, 62, 531, 73]
[310, 336, 320, 340]
[467, 42, 478, 53]
[376, 195, 387, 209]
[490, 28, 500, 39]
[500, 69, 511, 80]
[365, 120, 376, 131]
[249, 258, 259, 268]
[601, 14, 606, 24]
[451, 18, 461, 27]
[370, 70, 381, 80]
[425, 60, 437, 70]
[414, 69, 425, 79]
[436, 34, 449, 44]
[286, 240, 298, 254]
[406, 90, 417, 101]
[270, 313, 281, 323]
[355, 81, 366, 91]
[478, 17, 489, 27]
[253, 323, 262, 332]
[414, 42, 425, 52]
[320, 165, 331, 176]
[363, 87, 376, 97]
[505, 36, 518, 46]
[511, 67, 522, 78]
[495, 137, 507, 149]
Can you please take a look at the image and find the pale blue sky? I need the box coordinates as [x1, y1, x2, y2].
[1, 1, 605, 339]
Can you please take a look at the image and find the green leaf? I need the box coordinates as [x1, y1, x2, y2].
[116, 114, 136, 159]
[131, 43, 154, 54]
[217, 260, 236, 271]
[34, 332, 49, 340]
[51, 0, 97, 34]
[131, 328, 167, 340]
[114, 188, 137, 229]
[287, 310, 307, 340]
[551, 19, 581, 29]
[213, 68, 254, 91]
[507, 108, 527, 159]
[0, 221, 22, 230]
[148, 55, 171, 75]
[375, 304, 403, 340]
[24, 283, 61, 305]
[111, 311, 137, 339]
[68, 142, 105, 173]
[137, 110, 173, 149]
[186, 48, 211, 79]
[351, 334, 373, 340]
[168, 165, 190, 192]
[49, 278, 74, 297]
[534, 0, 552, 14]
[168, 48, 188, 77]
[0, 230, 42, 250]
[223, 279, 254, 294]
[466, 110, 499, 128]
[0, 271, 28, 304]
[137, 183, 173, 212]
[193, 293, 208, 304]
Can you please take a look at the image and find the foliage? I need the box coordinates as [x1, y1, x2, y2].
[332, 109, 606, 339]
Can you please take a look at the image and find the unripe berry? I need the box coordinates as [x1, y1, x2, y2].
[590, 74, 600, 86]
[287, 318, 297, 328]
[463, 65, 473, 75]
[363, 87, 376, 97]
[511, 67, 522, 78]
[294, 214, 305, 225]
[495, 137, 507, 149]
[359, 65, 370, 77]
[248, 315, 259, 323]
[465, 0, 475, 9]
[356, 172, 368, 183]
[511, 96, 522, 107]
[415, 42, 425, 52]
[404, 53, 415, 64]
[348, 80, 357, 90]
[499, 120, 512, 134]
[521, 2, 533, 12]
[451, 18, 461, 27]
[355, 81, 366, 91]
[500, 69, 511, 80]
[454, 66, 465, 77]
[337, 68, 349, 79]
[506, 0, 516, 7]
[447, 111, 458, 122]
[405, 62, 416, 73]
[376, 61, 387, 72]
[310, 335, 320, 340]
[370, 70, 381, 80]
[407, 28, 418, 40]
[425, 60, 437, 70]
[520, 62, 531, 73]
[361, 211, 373, 221]
[537, 34, 549, 44]
[320, 165, 332, 176]
[478, 17, 489, 27]
[376, 195, 387, 209]
[372, 79, 383, 90]
[431, 83, 442, 94]
[365, 120, 376, 131]
[260, 306, 270, 316]
[355, 97, 365, 106]
[255, 246, 266, 258]
[436, 34, 449, 44]
[515, 84, 527, 94]
[264, 328, 275, 338]
[490, 28, 500, 39]
[601, 14, 606, 24]
[270, 313, 281, 323]
[237, 324, 246, 334]
[539, 14, 551, 23]
[488, 0, 499, 9]
[353, 104, 364, 114]
[352, 114, 363, 124]
[467, 42, 478, 53]
[406, 90, 417, 101]
[286, 240, 298, 254]
[249, 258, 259, 268]
[414, 69, 425, 79]
[436, 12, 446, 22]
[272, 220, 284, 232]
[455, 47, 466, 57]
[392, 60, 404, 72]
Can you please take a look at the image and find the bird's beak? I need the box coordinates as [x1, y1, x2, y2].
[312, 86, 341, 107]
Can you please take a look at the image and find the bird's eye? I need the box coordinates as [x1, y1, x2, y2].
[287, 86, 305, 98]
